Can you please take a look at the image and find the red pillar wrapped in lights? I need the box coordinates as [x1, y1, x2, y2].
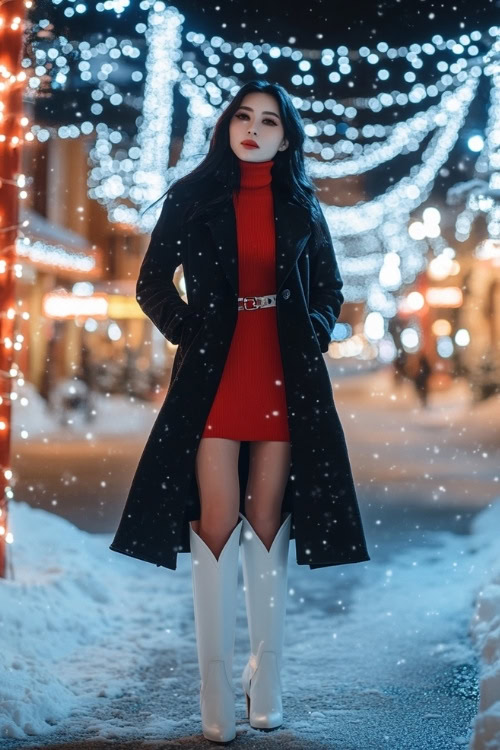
[0, 0, 30, 579]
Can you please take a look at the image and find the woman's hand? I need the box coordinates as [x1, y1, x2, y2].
[308, 205, 344, 353]
[136, 186, 195, 345]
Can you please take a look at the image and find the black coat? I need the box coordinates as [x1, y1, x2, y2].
[109, 177, 371, 570]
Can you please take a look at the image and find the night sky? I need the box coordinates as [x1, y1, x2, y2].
[176, 0, 500, 48]
[33, 0, 500, 48]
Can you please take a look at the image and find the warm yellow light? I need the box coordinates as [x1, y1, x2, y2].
[432, 319, 452, 336]
[426, 287, 463, 307]
[43, 291, 109, 319]
[407, 291, 425, 311]
[107, 295, 145, 319]
[428, 255, 453, 280]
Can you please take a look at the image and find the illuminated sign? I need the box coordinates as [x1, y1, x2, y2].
[425, 287, 463, 308]
[43, 290, 146, 320]
[107, 295, 144, 319]
[43, 291, 108, 319]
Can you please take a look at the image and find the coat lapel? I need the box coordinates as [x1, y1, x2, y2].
[204, 183, 312, 296]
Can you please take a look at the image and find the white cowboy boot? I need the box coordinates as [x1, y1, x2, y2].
[238, 511, 292, 729]
[189, 518, 243, 743]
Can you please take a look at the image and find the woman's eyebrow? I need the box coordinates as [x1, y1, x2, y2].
[237, 105, 281, 120]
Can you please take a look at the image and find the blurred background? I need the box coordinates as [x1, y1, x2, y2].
[3, 0, 500, 546]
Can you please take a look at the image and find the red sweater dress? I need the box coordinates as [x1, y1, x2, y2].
[201, 157, 290, 442]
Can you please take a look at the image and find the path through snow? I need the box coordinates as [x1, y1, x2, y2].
[1, 498, 498, 749]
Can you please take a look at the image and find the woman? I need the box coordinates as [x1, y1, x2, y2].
[110, 80, 371, 743]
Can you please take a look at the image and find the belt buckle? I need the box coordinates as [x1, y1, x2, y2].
[243, 296, 259, 310]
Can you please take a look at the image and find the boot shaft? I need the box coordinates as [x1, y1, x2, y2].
[190, 520, 242, 679]
[239, 512, 291, 661]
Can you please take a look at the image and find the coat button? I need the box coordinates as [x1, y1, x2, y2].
[282, 289, 291, 300]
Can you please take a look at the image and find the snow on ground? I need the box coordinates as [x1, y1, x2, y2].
[333, 367, 500, 508]
[468, 511, 500, 750]
[12, 367, 500, 451]
[12, 380, 158, 441]
[0, 500, 190, 742]
[332, 364, 500, 441]
[1, 496, 499, 748]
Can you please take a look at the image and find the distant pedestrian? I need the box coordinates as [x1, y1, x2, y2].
[393, 348, 408, 387]
[415, 353, 432, 407]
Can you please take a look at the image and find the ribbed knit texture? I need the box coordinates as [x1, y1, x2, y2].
[201, 157, 290, 441]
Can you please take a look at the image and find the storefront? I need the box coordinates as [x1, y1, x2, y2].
[15, 205, 103, 394]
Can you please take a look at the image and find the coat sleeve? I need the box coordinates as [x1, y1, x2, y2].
[136, 187, 199, 345]
[308, 203, 344, 353]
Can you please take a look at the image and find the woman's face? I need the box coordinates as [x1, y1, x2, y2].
[229, 91, 289, 162]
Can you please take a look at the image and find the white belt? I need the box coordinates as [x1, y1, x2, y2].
[238, 294, 277, 311]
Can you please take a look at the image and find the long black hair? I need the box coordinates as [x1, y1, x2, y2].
[144, 79, 323, 230]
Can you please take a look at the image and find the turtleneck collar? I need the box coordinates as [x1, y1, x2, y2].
[238, 158, 274, 189]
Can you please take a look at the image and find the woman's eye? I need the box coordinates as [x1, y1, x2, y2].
[235, 112, 277, 126]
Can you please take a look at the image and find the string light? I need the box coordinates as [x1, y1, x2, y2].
[448, 34, 500, 242]
[0, 0, 33, 575]
[15, 238, 98, 273]
[16, 7, 500, 350]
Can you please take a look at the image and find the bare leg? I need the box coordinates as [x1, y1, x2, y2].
[243, 441, 292, 550]
[192, 437, 241, 560]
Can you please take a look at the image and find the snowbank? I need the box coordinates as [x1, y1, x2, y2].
[468, 504, 500, 750]
[0, 500, 189, 740]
